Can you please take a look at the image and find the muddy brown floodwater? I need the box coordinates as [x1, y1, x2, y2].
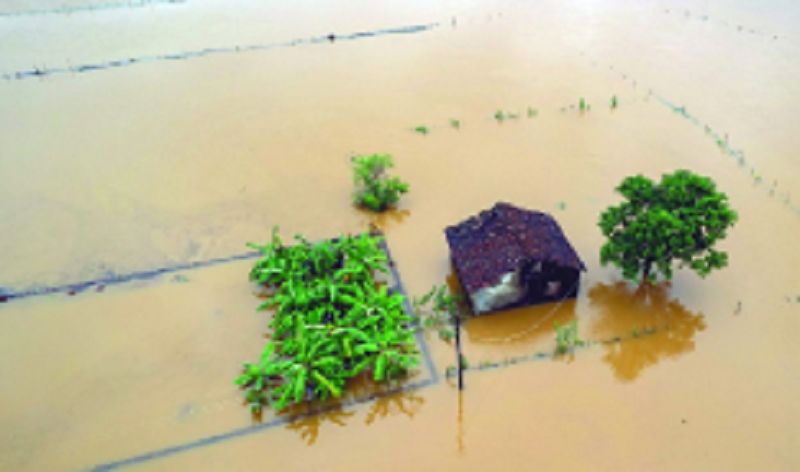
[1, 0, 799, 470]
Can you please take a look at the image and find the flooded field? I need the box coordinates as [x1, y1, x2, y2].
[1, 0, 799, 470]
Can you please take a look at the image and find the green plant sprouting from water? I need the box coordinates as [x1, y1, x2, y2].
[527, 107, 538, 118]
[610, 95, 618, 109]
[351, 153, 409, 212]
[494, 110, 505, 122]
[579, 97, 587, 112]
[449, 119, 461, 129]
[554, 320, 584, 354]
[412, 284, 463, 342]
[236, 228, 419, 413]
[414, 125, 429, 135]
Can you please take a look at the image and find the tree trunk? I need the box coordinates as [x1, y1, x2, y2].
[641, 258, 654, 285]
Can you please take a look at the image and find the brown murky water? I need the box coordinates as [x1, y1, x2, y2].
[1, 0, 799, 470]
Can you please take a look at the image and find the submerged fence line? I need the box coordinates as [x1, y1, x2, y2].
[584, 56, 800, 221]
[0, 251, 261, 303]
[0, 0, 185, 18]
[86, 239, 438, 471]
[89, 376, 438, 471]
[444, 327, 659, 379]
[0, 22, 438, 81]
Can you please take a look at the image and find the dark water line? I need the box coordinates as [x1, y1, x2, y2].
[0, 237, 357, 302]
[383, 238, 440, 384]
[0, 22, 439, 81]
[89, 376, 438, 471]
[661, 7, 785, 42]
[0, 0, 185, 18]
[0, 251, 261, 303]
[444, 328, 659, 378]
[589, 55, 800, 220]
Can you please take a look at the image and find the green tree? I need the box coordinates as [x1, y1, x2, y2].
[598, 170, 737, 283]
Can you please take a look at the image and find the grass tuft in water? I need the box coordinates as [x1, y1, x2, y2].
[413, 284, 463, 342]
[554, 320, 584, 354]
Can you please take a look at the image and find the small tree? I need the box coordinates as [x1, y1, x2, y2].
[352, 154, 409, 212]
[599, 170, 737, 283]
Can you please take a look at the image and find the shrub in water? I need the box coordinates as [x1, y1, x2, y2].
[351, 154, 409, 212]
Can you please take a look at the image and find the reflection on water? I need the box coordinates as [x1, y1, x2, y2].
[456, 391, 464, 454]
[284, 388, 425, 445]
[447, 266, 577, 346]
[464, 299, 577, 346]
[588, 282, 706, 382]
[364, 389, 425, 425]
[369, 208, 411, 232]
[2, 0, 799, 467]
[286, 408, 356, 446]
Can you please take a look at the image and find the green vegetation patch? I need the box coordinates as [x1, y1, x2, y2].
[412, 284, 463, 342]
[236, 228, 419, 413]
[352, 153, 409, 212]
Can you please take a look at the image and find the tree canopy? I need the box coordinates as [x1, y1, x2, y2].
[598, 170, 738, 283]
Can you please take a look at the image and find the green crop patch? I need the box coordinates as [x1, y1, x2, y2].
[237, 228, 420, 414]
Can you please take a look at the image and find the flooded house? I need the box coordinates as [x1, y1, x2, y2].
[445, 202, 585, 314]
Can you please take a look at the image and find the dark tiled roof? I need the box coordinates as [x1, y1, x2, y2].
[444, 202, 586, 293]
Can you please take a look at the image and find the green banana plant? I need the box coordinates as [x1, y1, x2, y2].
[237, 228, 419, 414]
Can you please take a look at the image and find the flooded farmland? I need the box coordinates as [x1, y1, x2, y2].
[1, 0, 799, 470]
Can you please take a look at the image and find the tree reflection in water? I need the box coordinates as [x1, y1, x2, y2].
[588, 281, 706, 382]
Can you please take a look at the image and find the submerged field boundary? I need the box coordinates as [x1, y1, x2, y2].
[0, 22, 439, 81]
[0, 0, 185, 18]
[0, 251, 261, 303]
[581, 55, 800, 221]
[647, 89, 800, 219]
[444, 327, 659, 379]
[91, 379, 439, 471]
[88, 238, 440, 471]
